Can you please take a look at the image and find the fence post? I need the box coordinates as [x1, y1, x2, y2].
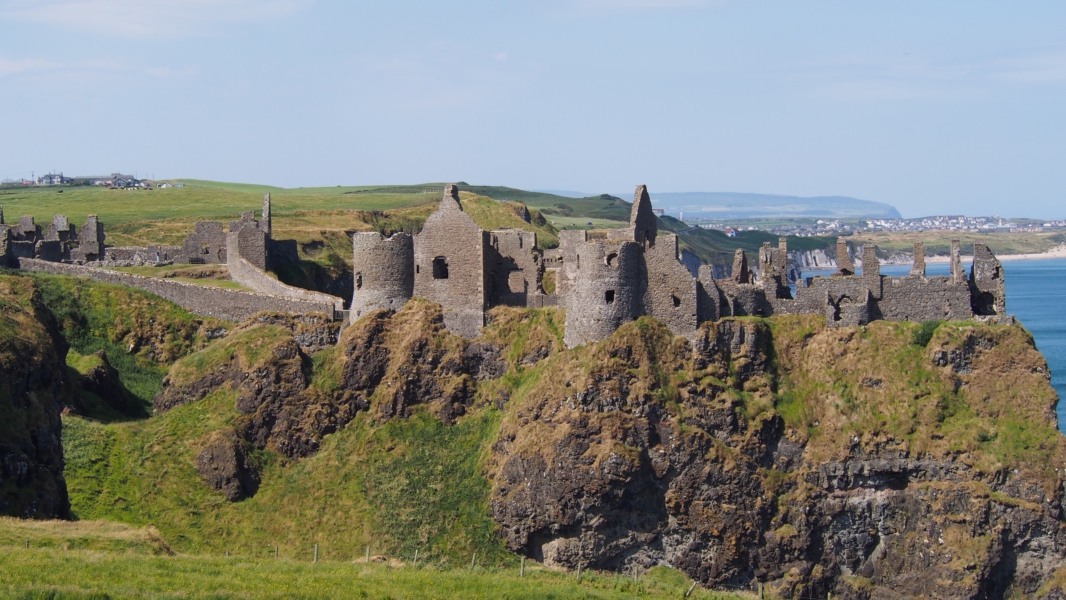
[685, 581, 697, 598]
[470, 552, 477, 570]
[314, 544, 318, 563]
[366, 546, 370, 563]
[520, 556, 525, 577]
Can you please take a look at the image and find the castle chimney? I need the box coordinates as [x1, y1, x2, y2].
[835, 240, 854, 276]
[731, 249, 750, 284]
[950, 239, 964, 283]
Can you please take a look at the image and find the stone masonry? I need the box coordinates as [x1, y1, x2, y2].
[351, 184, 1014, 346]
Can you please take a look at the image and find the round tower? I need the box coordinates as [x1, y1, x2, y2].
[563, 240, 642, 348]
[351, 232, 414, 322]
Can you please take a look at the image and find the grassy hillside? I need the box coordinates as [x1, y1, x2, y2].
[658, 216, 836, 264]
[849, 229, 1066, 257]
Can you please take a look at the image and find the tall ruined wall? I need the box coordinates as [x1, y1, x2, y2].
[630, 185, 658, 248]
[970, 242, 1006, 317]
[642, 233, 698, 339]
[226, 236, 343, 312]
[19, 258, 335, 322]
[487, 229, 541, 307]
[351, 231, 414, 321]
[563, 241, 643, 348]
[413, 186, 487, 338]
[228, 212, 267, 270]
[696, 266, 723, 323]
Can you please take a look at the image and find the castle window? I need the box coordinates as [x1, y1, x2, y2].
[433, 256, 449, 279]
[605, 252, 617, 267]
[605, 290, 615, 304]
[672, 294, 681, 307]
[416, 264, 420, 274]
[356, 273, 363, 290]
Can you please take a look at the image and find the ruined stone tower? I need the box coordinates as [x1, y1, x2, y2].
[351, 231, 414, 321]
[561, 233, 643, 348]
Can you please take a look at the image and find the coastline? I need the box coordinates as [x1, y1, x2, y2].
[890, 244, 1066, 265]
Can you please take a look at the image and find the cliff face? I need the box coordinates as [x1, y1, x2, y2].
[486, 315, 1066, 599]
[0, 275, 70, 519]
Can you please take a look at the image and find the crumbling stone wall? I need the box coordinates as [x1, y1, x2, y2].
[228, 212, 268, 270]
[413, 185, 488, 338]
[19, 258, 336, 322]
[351, 231, 414, 321]
[642, 233, 698, 339]
[970, 242, 1006, 317]
[182, 221, 227, 264]
[487, 229, 542, 307]
[103, 246, 183, 264]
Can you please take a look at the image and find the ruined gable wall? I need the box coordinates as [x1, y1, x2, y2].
[629, 185, 658, 248]
[487, 229, 541, 307]
[642, 233, 698, 339]
[227, 233, 344, 311]
[351, 231, 413, 321]
[413, 189, 487, 338]
[562, 240, 643, 348]
[19, 258, 335, 321]
[182, 221, 227, 264]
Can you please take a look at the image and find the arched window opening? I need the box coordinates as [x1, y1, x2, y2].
[605, 290, 615, 304]
[605, 252, 617, 267]
[671, 294, 681, 308]
[356, 273, 363, 290]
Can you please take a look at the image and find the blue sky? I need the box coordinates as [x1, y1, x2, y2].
[1, 1, 1064, 218]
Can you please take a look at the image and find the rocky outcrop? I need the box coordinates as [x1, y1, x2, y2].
[195, 431, 260, 501]
[0, 275, 70, 519]
[486, 316, 1066, 599]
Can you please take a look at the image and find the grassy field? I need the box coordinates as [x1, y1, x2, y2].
[0, 524, 745, 599]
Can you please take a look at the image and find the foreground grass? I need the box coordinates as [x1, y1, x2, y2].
[0, 526, 744, 600]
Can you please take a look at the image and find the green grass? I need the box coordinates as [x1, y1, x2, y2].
[0, 545, 742, 599]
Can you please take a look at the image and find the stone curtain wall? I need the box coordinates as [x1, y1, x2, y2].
[226, 250, 344, 312]
[104, 246, 183, 263]
[350, 231, 414, 321]
[18, 258, 336, 322]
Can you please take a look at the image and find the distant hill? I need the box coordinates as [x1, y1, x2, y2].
[635, 191, 901, 219]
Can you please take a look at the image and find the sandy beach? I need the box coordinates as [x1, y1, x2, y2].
[921, 244, 1066, 263]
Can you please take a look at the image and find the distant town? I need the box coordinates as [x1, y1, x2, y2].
[0, 172, 183, 190]
[685, 215, 1066, 236]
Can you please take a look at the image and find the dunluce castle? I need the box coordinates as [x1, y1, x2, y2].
[352, 184, 1010, 347]
[2, 184, 1009, 347]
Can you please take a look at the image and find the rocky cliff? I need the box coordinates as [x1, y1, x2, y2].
[0, 275, 70, 519]
[152, 296, 1066, 598]
[485, 316, 1066, 599]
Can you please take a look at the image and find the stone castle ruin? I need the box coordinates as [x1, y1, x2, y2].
[4, 185, 1010, 344]
[353, 185, 1010, 347]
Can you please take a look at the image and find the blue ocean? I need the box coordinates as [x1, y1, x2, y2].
[804, 258, 1066, 433]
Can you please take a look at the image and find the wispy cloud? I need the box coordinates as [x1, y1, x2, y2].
[0, 54, 196, 80]
[0, 0, 311, 36]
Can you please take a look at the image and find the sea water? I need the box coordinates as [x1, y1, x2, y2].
[802, 258, 1066, 433]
